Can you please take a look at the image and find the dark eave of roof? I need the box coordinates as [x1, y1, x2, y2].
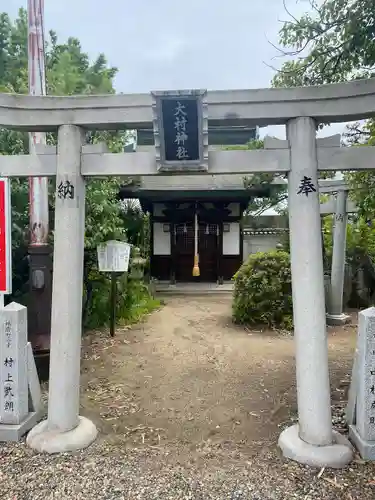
[119, 184, 272, 202]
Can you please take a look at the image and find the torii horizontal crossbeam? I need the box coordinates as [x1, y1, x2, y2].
[2, 78, 375, 131]
[0, 145, 374, 178]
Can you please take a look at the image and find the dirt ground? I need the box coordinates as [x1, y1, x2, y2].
[80, 295, 357, 465]
[4, 295, 375, 500]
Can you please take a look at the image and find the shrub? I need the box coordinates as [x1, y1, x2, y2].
[232, 250, 293, 329]
[83, 251, 160, 330]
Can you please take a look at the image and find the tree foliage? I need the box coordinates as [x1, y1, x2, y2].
[323, 213, 375, 263]
[273, 0, 375, 221]
[272, 0, 375, 88]
[272, 0, 375, 142]
[225, 134, 333, 216]
[0, 8, 154, 325]
[0, 7, 126, 236]
[224, 138, 288, 215]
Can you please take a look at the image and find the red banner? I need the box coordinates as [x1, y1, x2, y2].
[0, 179, 11, 294]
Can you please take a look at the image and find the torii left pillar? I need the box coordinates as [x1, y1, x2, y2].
[27, 125, 97, 453]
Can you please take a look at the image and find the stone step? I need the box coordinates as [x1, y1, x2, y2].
[154, 282, 234, 296]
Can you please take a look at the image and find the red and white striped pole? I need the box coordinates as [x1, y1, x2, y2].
[27, 0, 52, 362]
[28, 0, 49, 245]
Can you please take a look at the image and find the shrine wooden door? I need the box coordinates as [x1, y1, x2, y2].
[174, 222, 219, 282]
[174, 223, 194, 282]
[198, 223, 219, 282]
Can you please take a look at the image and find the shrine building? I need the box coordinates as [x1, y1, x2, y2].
[120, 125, 273, 283]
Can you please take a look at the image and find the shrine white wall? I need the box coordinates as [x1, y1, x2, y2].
[243, 234, 281, 261]
[222, 222, 240, 255]
[153, 222, 171, 255]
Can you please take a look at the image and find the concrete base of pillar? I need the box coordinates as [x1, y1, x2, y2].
[349, 425, 375, 460]
[326, 313, 351, 326]
[26, 416, 98, 454]
[278, 424, 353, 468]
[0, 412, 41, 442]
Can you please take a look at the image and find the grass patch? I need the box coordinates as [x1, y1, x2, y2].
[118, 295, 162, 325]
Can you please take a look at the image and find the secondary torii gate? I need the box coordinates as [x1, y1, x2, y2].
[2, 80, 375, 467]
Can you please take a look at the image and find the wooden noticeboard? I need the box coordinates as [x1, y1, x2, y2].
[97, 240, 131, 273]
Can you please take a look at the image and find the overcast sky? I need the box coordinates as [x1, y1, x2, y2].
[6, 0, 346, 138]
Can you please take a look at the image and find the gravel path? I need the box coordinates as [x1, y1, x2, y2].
[1, 435, 375, 499]
[1, 297, 375, 499]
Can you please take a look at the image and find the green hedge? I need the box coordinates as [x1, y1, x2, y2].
[232, 250, 293, 330]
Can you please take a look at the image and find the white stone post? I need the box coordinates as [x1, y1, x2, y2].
[0, 302, 42, 441]
[0, 304, 28, 427]
[278, 117, 353, 468]
[349, 307, 375, 459]
[27, 125, 97, 453]
[327, 189, 351, 325]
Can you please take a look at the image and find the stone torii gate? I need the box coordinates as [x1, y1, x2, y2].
[2, 80, 375, 466]
[320, 181, 354, 326]
[266, 138, 355, 326]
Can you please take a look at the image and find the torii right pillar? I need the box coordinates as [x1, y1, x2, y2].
[278, 117, 353, 468]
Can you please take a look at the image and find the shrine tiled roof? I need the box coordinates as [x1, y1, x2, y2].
[243, 227, 289, 235]
[139, 174, 247, 191]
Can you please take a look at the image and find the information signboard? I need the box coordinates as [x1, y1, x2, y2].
[97, 241, 131, 273]
[0, 178, 12, 294]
